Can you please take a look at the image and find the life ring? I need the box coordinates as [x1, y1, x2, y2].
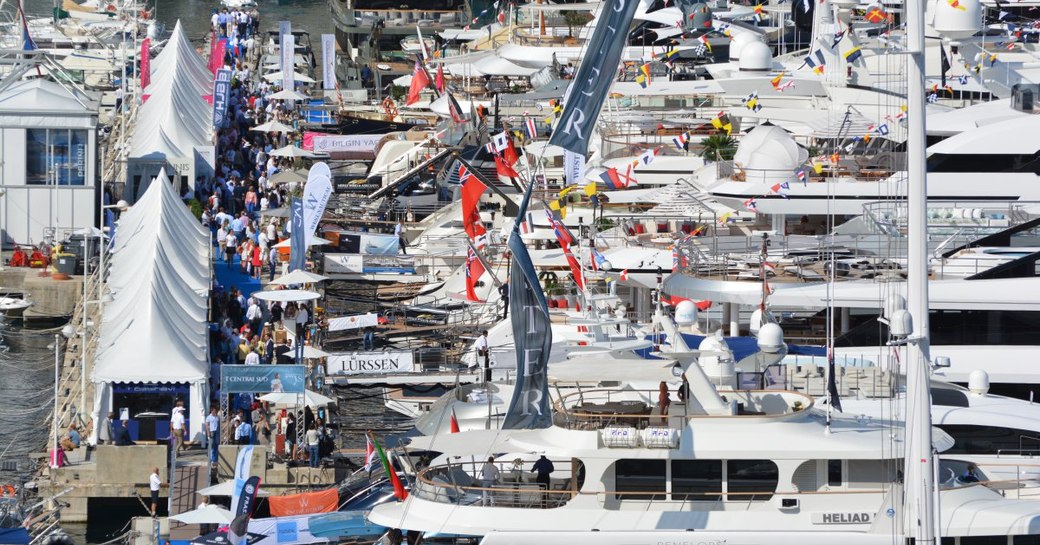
[1, 485, 15, 496]
[105, 4, 115, 11]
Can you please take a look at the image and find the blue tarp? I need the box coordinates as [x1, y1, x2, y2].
[634, 333, 825, 361]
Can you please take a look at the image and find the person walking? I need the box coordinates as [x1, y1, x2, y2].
[99, 412, 115, 445]
[149, 467, 162, 517]
[170, 401, 186, 453]
[498, 281, 509, 320]
[224, 230, 238, 270]
[235, 411, 253, 445]
[479, 456, 500, 506]
[205, 407, 220, 463]
[395, 220, 407, 254]
[306, 425, 320, 468]
[532, 455, 555, 508]
[474, 331, 490, 384]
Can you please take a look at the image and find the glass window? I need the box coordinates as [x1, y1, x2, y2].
[726, 460, 778, 501]
[941, 425, 1040, 455]
[671, 460, 721, 501]
[614, 459, 665, 501]
[25, 129, 88, 186]
[828, 460, 842, 487]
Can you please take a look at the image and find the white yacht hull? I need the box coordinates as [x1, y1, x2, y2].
[482, 531, 891, 545]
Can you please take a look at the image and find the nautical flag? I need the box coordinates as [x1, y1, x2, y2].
[813, 161, 824, 174]
[494, 154, 519, 178]
[743, 92, 762, 112]
[716, 22, 732, 37]
[711, 112, 732, 135]
[927, 93, 938, 103]
[958, 75, 968, 85]
[435, 63, 445, 92]
[718, 211, 733, 224]
[831, 28, 847, 49]
[406, 60, 430, 105]
[693, 44, 707, 57]
[796, 168, 807, 185]
[446, 92, 467, 123]
[805, 50, 826, 74]
[744, 198, 758, 212]
[525, 118, 538, 140]
[368, 433, 408, 500]
[599, 167, 625, 190]
[619, 164, 638, 187]
[364, 435, 376, 472]
[636, 74, 649, 89]
[640, 61, 652, 83]
[545, 205, 575, 248]
[548, 0, 640, 156]
[770, 182, 790, 198]
[865, 4, 887, 23]
[940, 46, 951, 87]
[672, 132, 689, 151]
[844, 46, 862, 63]
[638, 148, 659, 166]
[450, 408, 460, 433]
[460, 168, 487, 242]
[591, 249, 608, 271]
[465, 245, 486, 302]
[752, 3, 766, 23]
[492, 131, 510, 152]
[947, 0, 966, 11]
[697, 34, 712, 53]
[620, 269, 629, 282]
[875, 123, 889, 136]
[770, 72, 784, 90]
[584, 181, 598, 197]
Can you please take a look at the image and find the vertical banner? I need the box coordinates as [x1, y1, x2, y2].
[140, 38, 151, 90]
[212, 69, 232, 129]
[502, 186, 553, 429]
[230, 445, 254, 515]
[302, 162, 333, 245]
[289, 197, 305, 272]
[563, 150, 585, 186]
[278, 20, 291, 39]
[321, 33, 336, 91]
[228, 476, 261, 545]
[281, 34, 295, 90]
[209, 36, 227, 74]
[547, 0, 640, 156]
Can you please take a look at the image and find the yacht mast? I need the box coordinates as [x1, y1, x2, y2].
[903, 0, 936, 543]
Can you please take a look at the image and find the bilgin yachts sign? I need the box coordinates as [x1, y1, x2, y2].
[328, 351, 415, 375]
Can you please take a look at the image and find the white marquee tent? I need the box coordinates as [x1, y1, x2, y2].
[90, 170, 211, 443]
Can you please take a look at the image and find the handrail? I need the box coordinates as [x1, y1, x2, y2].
[552, 388, 814, 423]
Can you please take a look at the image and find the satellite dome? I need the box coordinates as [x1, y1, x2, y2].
[689, 3, 713, 29]
[931, 0, 982, 40]
[738, 39, 772, 72]
[675, 300, 698, 326]
[733, 125, 809, 171]
[968, 369, 990, 396]
[729, 32, 760, 62]
[756, 322, 784, 353]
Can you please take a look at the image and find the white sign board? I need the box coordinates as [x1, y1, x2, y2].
[321, 33, 336, 91]
[328, 313, 378, 332]
[328, 351, 415, 375]
[310, 133, 384, 154]
[324, 254, 364, 274]
[564, 150, 585, 186]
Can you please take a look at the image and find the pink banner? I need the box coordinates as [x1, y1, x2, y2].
[208, 33, 226, 74]
[140, 38, 151, 89]
[302, 131, 317, 151]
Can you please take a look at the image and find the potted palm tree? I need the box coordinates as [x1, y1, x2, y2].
[698, 134, 737, 162]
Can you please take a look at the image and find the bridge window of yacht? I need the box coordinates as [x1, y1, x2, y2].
[726, 460, 779, 501]
[614, 459, 666, 501]
[827, 460, 843, 487]
[835, 310, 1040, 347]
[940, 424, 1040, 456]
[670, 460, 722, 502]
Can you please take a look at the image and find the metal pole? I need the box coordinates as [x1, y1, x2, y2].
[904, 0, 935, 540]
[53, 333, 60, 457]
[80, 240, 90, 425]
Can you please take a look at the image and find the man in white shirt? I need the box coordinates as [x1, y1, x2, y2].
[224, 231, 238, 270]
[149, 467, 162, 516]
[246, 299, 263, 332]
[473, 331, 490, 383]
[205, 407, 220, 463]
[480, 456, 500, 506]
[170, 402, 186, 453]
[306, 426, 321, 468]
[244, 348, 260, 366]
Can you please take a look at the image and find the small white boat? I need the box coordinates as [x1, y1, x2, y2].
[0, 296, 33, 318]
[221, 0, 256, 8]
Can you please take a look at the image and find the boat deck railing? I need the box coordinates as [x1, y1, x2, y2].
[413, 459, 578, 509]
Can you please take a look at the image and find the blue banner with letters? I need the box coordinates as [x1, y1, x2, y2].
[220, 365, 306, 394]
[502, 180, 553, 429]
[547, 0, 639, 156]
[289, 197, 305, 272]
[212, 69, 232, 129]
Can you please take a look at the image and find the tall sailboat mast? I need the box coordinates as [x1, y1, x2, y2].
[903, 0, 936, 542]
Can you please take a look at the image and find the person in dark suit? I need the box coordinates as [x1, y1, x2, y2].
[113, 419, 135, 446]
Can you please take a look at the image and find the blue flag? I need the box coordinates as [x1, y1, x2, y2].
[289, 197, 305, 272]
[502, 183, 553, 429]
[212, 69, 232, 129]
[548, 0, 640, 156]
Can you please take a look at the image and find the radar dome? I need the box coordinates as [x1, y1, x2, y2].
[931, 0, 982, 40]
[756, 322, 784, 353]
[968, 369, 990, 396]
[738, 40, 772, 72]
[729, 32, 761, 62]
[749, 307, 777, 335]
[675, 300, 698, 326]
[733, 125, 809, 172]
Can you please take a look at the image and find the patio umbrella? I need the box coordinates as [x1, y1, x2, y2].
[250, 120, 295, 133]
[197, 480, 271, 497]
[300, 345, 332, 359]
[267, 89, 310, 101]
[272, 237, 332, 249]
[252, 289, 321, 303]
[169, 505, 235, 525]
[271, 270, 330, 285]
[269, 145, 317, 159]
[259, 206, 291, 218]
[262, 70, 316, 83]
[259, 389, 335, 408]
[269, 169, 308, 185]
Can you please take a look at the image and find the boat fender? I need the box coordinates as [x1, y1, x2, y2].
[1, 485, 14, 496]
[41, 532, 75, 545]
